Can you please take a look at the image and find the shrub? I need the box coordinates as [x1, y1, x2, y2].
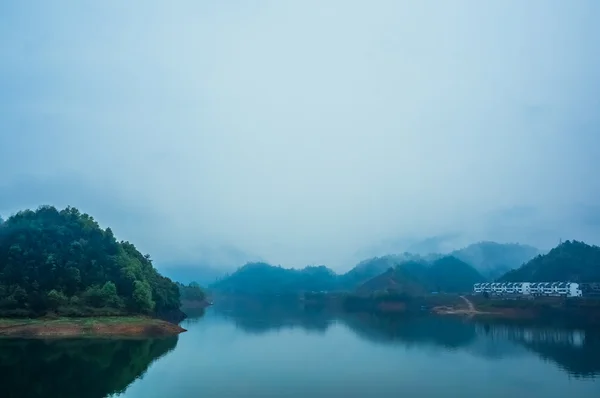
[47, 289, 68, 310]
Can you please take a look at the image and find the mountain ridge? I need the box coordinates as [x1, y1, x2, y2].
[498, 240, 600, 282]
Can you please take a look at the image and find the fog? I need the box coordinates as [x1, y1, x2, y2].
[1, 1, 599, 271]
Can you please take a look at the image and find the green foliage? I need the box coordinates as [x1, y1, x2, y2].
[177, 282, 206, 302]
[499, 240, 600, 282]
[0, 205, 180, 317]
[81, 282, 123, 309]
[132, 281, 155, 313]
[47, 289, 68, 310]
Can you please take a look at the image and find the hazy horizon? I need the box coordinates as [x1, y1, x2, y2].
[2, 1, 599, 271]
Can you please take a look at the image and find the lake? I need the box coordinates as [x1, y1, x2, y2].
[1, 303, 599, 398]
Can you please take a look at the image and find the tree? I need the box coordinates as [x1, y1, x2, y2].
[47, 289, 68, 310]
[177, 282, 206, 302]
[100, 282, 122, 308]
[132, 281, 155, 313]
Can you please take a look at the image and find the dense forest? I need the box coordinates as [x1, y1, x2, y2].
[0, 206, 191, 317]
[499, 240, 600, 282]
[177, 281, 207, 302]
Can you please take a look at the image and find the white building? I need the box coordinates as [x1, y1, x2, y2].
[473, 282, 582, 298]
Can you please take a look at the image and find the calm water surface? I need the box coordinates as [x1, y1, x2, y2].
[2, 304, 599, 398]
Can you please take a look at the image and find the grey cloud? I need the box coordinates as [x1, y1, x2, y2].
[1, 0, 599, 271]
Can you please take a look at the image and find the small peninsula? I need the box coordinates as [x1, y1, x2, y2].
[0, 206, 199, 338]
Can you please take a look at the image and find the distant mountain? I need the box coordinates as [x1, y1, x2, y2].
[499, 240, 600, 282]
[344, 241, 538, 286]
[212, 252, 488, 296]
[355, 262, 430, 296]
[210, 262, 338, 294]
[209, 242, 537, 296]
[450, 242, 539, 280]
[339, 253, 439, 289]
[427, 256, 487, 292]
[159, 264, 227, 287]
[356, 256, 486, 295]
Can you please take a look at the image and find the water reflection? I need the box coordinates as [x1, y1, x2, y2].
[212, 301, 600, 379]
[0, 337, 178, 398]
[2, 305, 599, 398]
[213, 299, 333, 334]
[475, 322, 600, 378]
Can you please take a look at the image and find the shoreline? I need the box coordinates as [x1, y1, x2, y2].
[431, 295, 600, 325]
[0, 316, 187, 339]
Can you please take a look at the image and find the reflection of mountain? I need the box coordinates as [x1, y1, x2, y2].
[474, 322, 600, 378]
[0, 337, 178, 398]
[339, 314, 476, 349]
[214, 302, 600, 378]
[212, 300, 334, 334]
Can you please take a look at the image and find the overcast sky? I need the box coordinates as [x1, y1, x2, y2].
[1, 0, 599, 271]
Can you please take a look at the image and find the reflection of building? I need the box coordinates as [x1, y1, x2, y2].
[473, 282, 583, 297]
[474, 323, 586, 347]
[580, 283, 600, 297]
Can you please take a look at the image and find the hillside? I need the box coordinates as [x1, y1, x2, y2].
[210, 262, 338, 295]
[499, 240, 600, 282]
[355, 262, 429, 296]
[338, 253, 433, 289]
[428, 256, 487, 292]
[213, 253, 487, 296]
[356, 256, 485, 295]
[0, 206, 184, 318]
[451, 242, 539, 280]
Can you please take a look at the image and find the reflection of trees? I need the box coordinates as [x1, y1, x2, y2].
[474, 321, 600, 378]
[182, 307, 206, 326]
[522, 336, 600, 378]
[215, 301, 600, 378]
[0, 337, 178, 398]
[215, 300, 476, 348]
[340, 313, 476, 349]
[212, 300, 333, 334]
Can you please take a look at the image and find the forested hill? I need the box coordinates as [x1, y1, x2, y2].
[337, 253, 434, 290]
[356, 256, 486, 295]
[0, 206, 182, 317]
[210, 262, 338, 295]
[499, 240, 600, 282]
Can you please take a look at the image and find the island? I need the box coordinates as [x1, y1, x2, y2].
[0, 206, 204, 338]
